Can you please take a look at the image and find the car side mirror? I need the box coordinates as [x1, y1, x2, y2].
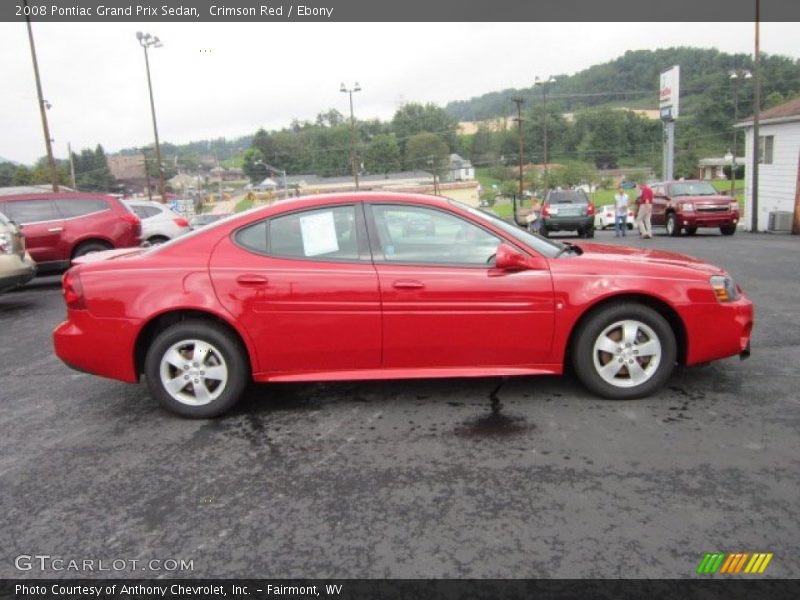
[495, 242, 543, 271]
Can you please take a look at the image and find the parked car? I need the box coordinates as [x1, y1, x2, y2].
[0, 193, 141, 273]
[651, 180, 740, 236]
[54, 192, 753, 418]
[190, 213, 231, 228]
[594, 204, 635, 230]
[123, 200, 190, 244]
[540, 189, 595, 238]
[0, 210, 36, 293]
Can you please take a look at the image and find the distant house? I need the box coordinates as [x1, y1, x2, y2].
[697, 156, 744, 180]
[444, 154, 474, 182]
[254, 177, 279, 191]
[735, 95, 800, 231]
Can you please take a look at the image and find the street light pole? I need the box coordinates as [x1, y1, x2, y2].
[24, 1, 59, 192]
[535, 76, 556, 191]
[751, 0, 761, 231]
[340, 82, 361, 191]
[729, 69, 751, 197]
[137, 31, 166, 201]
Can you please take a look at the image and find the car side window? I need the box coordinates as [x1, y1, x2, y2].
[55, 198, 109, 218]
[234, 205, 360, 261]
[371, 204, 501, 266]
[2, 199, 60, 224]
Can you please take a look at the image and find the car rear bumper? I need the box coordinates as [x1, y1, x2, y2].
[543, 216, 594, 231]
[0, 255, 36, 292]
[682, 296, 753, 366]
[53, 311, 140, 383]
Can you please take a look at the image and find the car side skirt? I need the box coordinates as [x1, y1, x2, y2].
[254, 365, 563, 383]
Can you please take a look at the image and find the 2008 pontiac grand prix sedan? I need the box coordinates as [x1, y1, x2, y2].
[53, 192, 753, 418]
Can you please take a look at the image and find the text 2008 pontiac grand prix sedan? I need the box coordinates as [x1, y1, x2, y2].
[53, 192, 753, 418]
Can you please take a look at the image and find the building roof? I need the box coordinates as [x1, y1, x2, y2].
[736, 95, 800, 128]
[698, 156, 744, 167]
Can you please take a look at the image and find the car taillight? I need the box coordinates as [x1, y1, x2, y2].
[586, 204, 595, 215]
[173, 217, 189, 228]
[62, 269, 86, 310]
[542, 205, 551, 217]
[0, 232, 12, 255]
[121, 212, 141, 232]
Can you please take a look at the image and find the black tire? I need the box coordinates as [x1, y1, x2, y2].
[540, 227, 549, 238]
[665, 213, 681, 237]
[686, 227, 698, 236]
[585, 227, 595, 239]
[73, 240, 112, 258]
[144, 319, 249, 418]
[627, 223, 634, 230]
[147, 235, 170, 245]
[720, 225, 736, 236]
[571, 303, 677, 400]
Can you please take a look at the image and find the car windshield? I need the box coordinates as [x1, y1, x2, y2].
[670, 182, 718, 196]
[449, 200, 567, 258]
[0, 211, 9, 225]
[546, 191, 588, 204]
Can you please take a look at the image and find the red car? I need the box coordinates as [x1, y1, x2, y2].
[0, 192, 141, 272]
[651, 180, 741, 236]
[53, 192, 753, 418]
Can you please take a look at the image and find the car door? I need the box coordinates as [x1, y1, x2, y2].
[651, 184, 668, 226]
[0, 199, 65, 263]
[209, 203, 382, 376]
[366, 202, 555, 369]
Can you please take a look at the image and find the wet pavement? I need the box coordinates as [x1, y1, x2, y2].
[1, 231, 798, 578]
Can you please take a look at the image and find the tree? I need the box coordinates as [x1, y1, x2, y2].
[0, 162, 17, 186]
[391, 102, 458, 166]
[549, 161, 597, 188]
[405, 133, 450, 176]
[72, 145, 116, 191]
[242, 148, 267, 183]
[364, 134, 401, 175]
[12, 165, 33, 185]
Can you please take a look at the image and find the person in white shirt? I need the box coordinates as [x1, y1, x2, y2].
[613, 186, 629, 237]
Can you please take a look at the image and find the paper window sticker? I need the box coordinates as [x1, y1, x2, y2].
[300, 211, 340, 256]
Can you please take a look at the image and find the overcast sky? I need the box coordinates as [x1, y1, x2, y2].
[1, 22, 798, 164]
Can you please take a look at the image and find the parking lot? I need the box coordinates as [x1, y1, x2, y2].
[1, 229, 798, 579]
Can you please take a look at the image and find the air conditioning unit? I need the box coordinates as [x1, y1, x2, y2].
[767, 211, 793, 232]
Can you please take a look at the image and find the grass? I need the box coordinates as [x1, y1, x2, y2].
[234, 197, 254, 212]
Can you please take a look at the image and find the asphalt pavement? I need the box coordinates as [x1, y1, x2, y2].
[1, 229, 798, 579]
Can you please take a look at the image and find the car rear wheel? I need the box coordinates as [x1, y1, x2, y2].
[666, 213, 680, 237]
[144, 320, 249, 418]
[720, 225, 736, 236]
[572, 303, 676, 400]
[585, 227, 595, 239]
[540, 227, 549, 238]
[147, 235, 170, 245]
[73, 240, 112, 258]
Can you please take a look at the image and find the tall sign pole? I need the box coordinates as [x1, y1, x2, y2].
[659, 66, 680, 181]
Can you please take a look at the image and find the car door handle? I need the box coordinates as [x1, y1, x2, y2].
[392, 280, 425, 290]
[48, 227, 64, 232]
[236, 274, 269, 286]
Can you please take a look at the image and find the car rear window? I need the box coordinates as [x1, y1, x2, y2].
[129, 205, 162, 219]
[547, 191, 588, 204]
[55, 198, 110, 218]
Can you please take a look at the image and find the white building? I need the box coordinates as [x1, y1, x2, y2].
[444, 154, 474, 182]
[735, 96, 800, 231]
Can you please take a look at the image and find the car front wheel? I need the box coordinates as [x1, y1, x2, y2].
[720, 225, 736, 236]
[144, 320, 249, 418]
[572, 303, 676, 399]
[666, 213, 680, 237]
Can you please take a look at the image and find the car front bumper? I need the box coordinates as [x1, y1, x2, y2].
[682, 296, 753, 366]
[677, 212, 739, 229]
[0, 254, 36, 293]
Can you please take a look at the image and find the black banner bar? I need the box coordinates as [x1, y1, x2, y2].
[3, 579, 800, 600]
[2, 0, 799, 22]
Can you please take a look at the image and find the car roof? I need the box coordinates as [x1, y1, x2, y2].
[0, 192, 116, 201]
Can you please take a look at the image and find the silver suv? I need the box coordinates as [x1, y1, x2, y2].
[0, 211, 36, 293]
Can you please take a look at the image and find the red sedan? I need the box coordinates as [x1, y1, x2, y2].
[53, 192, 753, 418]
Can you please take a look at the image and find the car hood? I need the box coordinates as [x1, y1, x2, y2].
[570, 242, 724, 274]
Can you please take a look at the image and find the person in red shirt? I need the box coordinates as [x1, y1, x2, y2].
[635, 183, 654, 239]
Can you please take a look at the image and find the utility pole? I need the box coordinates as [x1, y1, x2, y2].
[751, 0, 761, 231]
[535, 76, 556, 191]
[512, 96, 525, 198]
[24, 1, 59, 192]
[136, 32, 166, 201]
[340, 82, 361, 191]
[729, 69, 751, 197]
[67, 142, 77, 190]
[793, 148, 800, 235]
[143, 151, 153, 202]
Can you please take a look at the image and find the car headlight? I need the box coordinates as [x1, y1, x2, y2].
[0, 232, 13, 255]
[679, 202, 694, 212]
[710, 275, 739, 302]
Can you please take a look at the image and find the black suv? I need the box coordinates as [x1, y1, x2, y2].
[540, 189, 595, 238]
